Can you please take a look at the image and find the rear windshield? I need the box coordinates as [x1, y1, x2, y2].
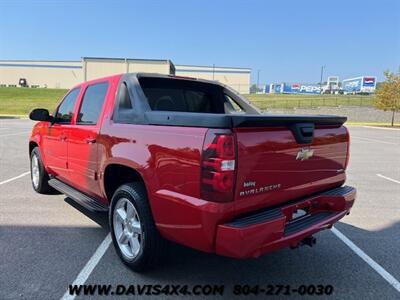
[139, 77, 225, 113]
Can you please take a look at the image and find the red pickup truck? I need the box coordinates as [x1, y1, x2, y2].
[29, 73, 356, 271]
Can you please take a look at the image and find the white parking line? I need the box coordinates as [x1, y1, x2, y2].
[352, 136, 398, 145]
[0, 131, 31, 137]
[331, 227, 400, 292]
[0, 171, 30, 185]
[363, 126, 400, 131]
[377, 174, 400, 184]
[61, 233, 112, 300]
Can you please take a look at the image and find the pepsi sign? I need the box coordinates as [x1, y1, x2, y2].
[282, 83, 321, 94]
[363, 77, 375, 86]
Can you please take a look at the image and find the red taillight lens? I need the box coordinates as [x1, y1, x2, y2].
[201, 130, 236, 202]
[215, 135, 235, 158]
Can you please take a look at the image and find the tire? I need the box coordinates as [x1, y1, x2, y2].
[30, 147, 52, 194]
[109, 182, 168, 272]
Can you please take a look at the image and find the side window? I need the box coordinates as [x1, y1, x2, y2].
[55, 88, 80, 124]
[113, 82, 134, 123]
[118, 82, 133, 110]
[77, 82, 109, 125]
[224, 94, 244, 113]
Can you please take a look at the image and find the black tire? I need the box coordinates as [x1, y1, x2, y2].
[109, 182, 168, 272]
[30, 147, 52, 194]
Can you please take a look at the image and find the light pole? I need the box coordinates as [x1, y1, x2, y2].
[320, 66, 325, 92]
[212, 64, 215, 80]
[257, 70, 261, 92]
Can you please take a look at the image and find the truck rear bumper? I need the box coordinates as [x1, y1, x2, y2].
[215, 186, 356, 258]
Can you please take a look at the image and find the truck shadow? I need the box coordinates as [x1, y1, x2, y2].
[64, 197, 109, 230]
[2, 197, 398, 300]
[62, 196, 400, 293]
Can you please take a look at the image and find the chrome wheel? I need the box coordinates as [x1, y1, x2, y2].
[113, 198, 142, 260]
[31, 154, 40, 189]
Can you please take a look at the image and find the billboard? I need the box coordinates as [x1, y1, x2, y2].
[274, 84, 283, 93]
[342, 76, 376, 93]
[282, 83, 321, 94]
[342, 78, 362, 93]
[363, 76, 376, 87]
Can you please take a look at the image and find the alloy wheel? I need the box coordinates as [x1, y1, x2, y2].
[113, 197, 142, 260]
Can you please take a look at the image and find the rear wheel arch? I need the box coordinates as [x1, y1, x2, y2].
[103, 164, 148, 203]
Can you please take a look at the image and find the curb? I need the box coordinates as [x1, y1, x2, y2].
[0, 115, 28, 119]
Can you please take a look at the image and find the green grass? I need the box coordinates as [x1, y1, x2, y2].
[0, 87, 376, 116]
[244, 93, 375, 110]
[346, 121, 400, 127]
[0, 87, 68, 115]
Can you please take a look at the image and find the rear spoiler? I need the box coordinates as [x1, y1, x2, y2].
[144, 112, 347, 128]
[231, 114, 347, 127]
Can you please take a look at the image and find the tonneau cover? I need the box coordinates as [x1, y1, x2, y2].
[144, 111, 347, 128]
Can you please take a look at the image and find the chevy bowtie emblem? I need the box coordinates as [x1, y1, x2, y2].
[296, 148, 314, 161]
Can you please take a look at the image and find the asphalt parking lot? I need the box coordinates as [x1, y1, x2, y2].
[0, 119, 399, 300]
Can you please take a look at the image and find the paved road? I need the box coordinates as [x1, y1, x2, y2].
[0, 119, 399, 299]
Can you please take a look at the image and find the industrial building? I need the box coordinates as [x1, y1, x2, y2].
[0, 57, 251, 93]
[175, 64, 251, 94]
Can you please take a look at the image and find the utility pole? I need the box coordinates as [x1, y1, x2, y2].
[320, 65, 325, 92]
[392, 96, 398, 126]
[212, 64, 215, 80]
[257, 70, 261, 92]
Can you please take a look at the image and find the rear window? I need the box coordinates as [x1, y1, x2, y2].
[139, 77, 225, 113]
[77, 82, 108, 125]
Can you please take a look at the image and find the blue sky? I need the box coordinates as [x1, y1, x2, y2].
[0, 0, 399, 83]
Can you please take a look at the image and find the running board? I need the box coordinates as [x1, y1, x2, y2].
[48, 178, 108, 212]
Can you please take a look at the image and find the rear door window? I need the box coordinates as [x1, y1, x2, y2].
[77, 82, 109, 125]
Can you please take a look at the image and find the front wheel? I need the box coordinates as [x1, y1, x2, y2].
[109, 182, 168, 272]
[30, 147, 52, 194]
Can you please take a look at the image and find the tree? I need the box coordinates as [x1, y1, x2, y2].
[250, 84, 263, 94]
[375, 69, 400, 126]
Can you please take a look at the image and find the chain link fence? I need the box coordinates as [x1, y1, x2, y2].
[244, 94, 375, 110]
[225, 83, 375, 110]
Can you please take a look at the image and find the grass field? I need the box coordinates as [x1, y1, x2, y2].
[244, 93, 375, 110]
[0, 87, 68, 115]
[0, 87, 376, 116]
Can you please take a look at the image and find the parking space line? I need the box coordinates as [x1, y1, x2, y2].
[352, 136, 398, 145]
[331, 227, 400, 293]
[61, 233, 112, 300]
[363, 126, 400, 131]
[0, 131, 31, 137]
[0, 171, 30, 185]
[377, 174, 400, 184]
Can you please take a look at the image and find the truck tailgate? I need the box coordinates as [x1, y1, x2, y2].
[233, 125, 348, 213]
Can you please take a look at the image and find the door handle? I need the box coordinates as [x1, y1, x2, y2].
[85, 137, 96, 144]
[60, 135, 67, 141]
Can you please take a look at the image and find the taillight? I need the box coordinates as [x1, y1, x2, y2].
[201, 129, 236, 202]
[344, 126, 350, 169]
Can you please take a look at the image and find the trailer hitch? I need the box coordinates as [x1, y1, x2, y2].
[290, 236, 317, 249]
[301, 236, 317, 247]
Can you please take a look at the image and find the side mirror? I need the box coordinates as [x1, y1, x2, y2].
[29, 108, 52, 122]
